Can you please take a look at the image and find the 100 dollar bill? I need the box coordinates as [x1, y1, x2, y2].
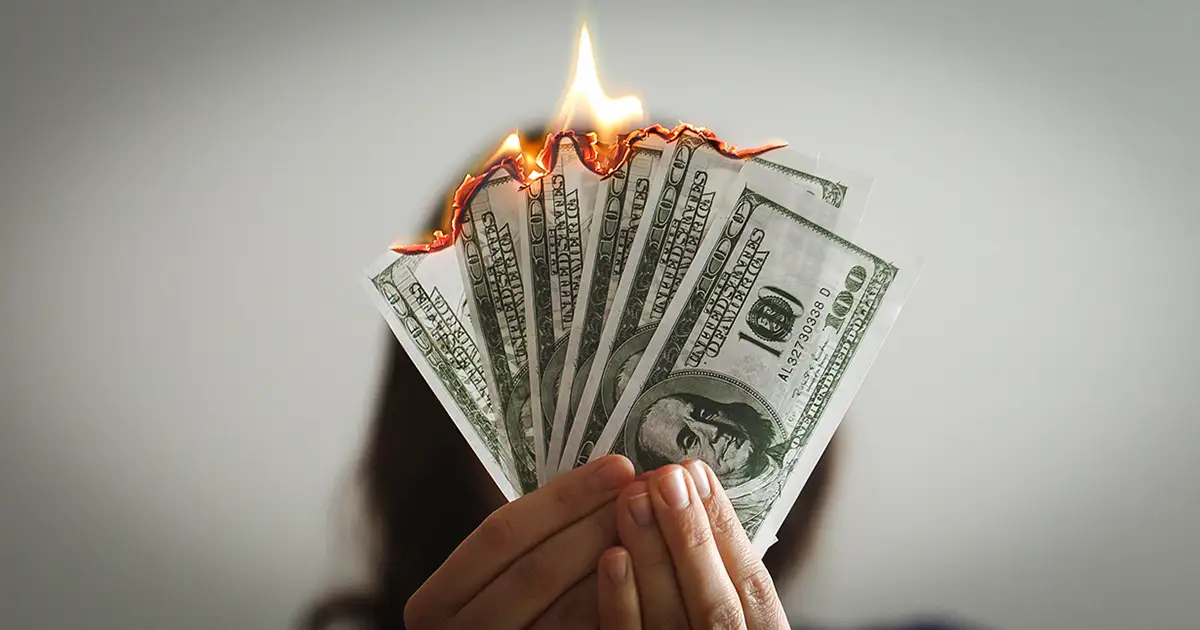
[363, 248, 521, 499]
[547, 138, 664, 473]
[558, 132, 870, 472]
[456, 173, 538, 493]
[522, 141, 601, 482]
[590, 171, 915, 551]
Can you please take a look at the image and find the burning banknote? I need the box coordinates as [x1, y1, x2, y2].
[362, 25, 915, 551]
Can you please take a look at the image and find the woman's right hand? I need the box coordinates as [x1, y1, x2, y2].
[597, 460, 790, 630]
[402, 454, 636, 629]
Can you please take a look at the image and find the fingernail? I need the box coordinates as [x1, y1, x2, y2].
[604, 549, 629, 583]
[687, 460, 711, 500]
[590, 456, 633, 492]
[657, 467, 690, 510]
[629, 492, 654, 527]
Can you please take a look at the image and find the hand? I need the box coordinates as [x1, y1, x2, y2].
[597, 460, 789, 630]
[404, 454, 636, 629]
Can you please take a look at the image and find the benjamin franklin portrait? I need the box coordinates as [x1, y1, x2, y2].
[631, 391, 782, 489]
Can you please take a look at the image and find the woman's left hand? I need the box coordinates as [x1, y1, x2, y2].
[596, 459, 790, 630]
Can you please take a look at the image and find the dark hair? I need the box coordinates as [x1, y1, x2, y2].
[301, 337, 837, 629]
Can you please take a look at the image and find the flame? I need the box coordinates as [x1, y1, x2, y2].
[389, 25, 787, 255]
[391, 124, 787, 254]
[489, 132, 523, 163]
[556, 24, 644, 140]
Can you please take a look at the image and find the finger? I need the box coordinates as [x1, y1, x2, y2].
[597, 547, 640, 630]
[529, 573, 598, 630]
[454, 501, 619, 629]
[648, 464, 746, 630]
[615, 480, 688, 629]
[687, 460, 788, 629]
[409, 455, 634, 618]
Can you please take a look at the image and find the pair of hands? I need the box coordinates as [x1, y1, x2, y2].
[403, 455, 789, 629]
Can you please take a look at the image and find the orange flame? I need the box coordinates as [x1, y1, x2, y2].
[390, 24, 784, 254]
[391, 124, 786, 254]
[488, 131, 523, 163]
[555, 24, 644, 139]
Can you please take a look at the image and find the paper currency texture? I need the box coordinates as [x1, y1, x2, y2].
[557, 133, 870, 473]
[455, 173, 539, 494]
[521, 140, 601, 482]
[363, 248, 521, 499]
[362, 126, 912, 553]
[591, 171, 913, 549]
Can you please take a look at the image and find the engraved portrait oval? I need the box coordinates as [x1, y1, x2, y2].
[540, 337, 570, 424]
[570, 351, 596, 416]
[600, 325, 656, 415]
[622, 372, 782, 492]
[504, 365, 536, 475]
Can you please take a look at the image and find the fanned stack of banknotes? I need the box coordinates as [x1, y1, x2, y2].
[364, 129, 914, 552]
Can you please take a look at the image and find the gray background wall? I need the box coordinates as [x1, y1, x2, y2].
[2, 1, 1197, 628]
